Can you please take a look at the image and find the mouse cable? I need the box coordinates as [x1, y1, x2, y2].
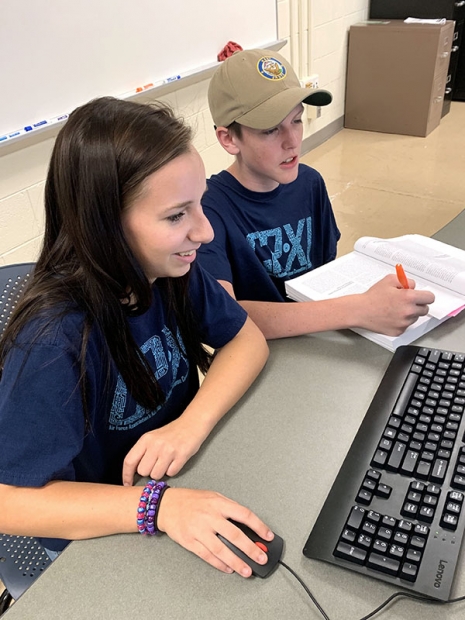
[278, 560, 331, 620]
[358, 590, 465, 620]
[278, 559, 465, 620]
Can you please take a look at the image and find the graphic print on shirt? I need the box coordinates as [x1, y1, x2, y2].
[108, 326, 189, 430]
[246, 217, 313, 278]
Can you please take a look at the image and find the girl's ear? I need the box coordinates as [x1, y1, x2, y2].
[215, 127, 241, 156]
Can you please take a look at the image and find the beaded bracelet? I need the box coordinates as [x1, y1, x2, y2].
[153, 483, 170, 532]
[136, 480, 169, 536]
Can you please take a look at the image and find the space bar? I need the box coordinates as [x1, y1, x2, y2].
[391, 372, 418, 417]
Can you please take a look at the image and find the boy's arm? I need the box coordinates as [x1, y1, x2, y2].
[219, 277, 435, 340]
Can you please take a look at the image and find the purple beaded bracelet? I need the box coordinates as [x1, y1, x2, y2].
[136, 480, 169, 536]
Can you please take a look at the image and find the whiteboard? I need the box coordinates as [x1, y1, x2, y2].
[0, 0, 278, 140]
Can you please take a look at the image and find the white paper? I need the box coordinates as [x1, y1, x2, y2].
[404, 17, 446, 25]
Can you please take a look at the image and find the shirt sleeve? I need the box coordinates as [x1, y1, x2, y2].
[188, 262, 247, 349]
[0, 325, 86, 487]
[197, 203, 235, 284]
[322, 185, 340, 263]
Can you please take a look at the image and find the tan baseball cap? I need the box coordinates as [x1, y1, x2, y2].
[208, 48, 332, 130]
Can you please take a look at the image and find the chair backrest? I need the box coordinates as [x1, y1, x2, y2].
[0, 263, 53, 610]
[0, 535, 52, 601]
[0, 263, 35, 333]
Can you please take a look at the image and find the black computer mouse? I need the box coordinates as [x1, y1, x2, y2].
[217, 519, 284, 578]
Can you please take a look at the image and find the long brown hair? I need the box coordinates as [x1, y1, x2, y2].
[0, 97, 212, 425]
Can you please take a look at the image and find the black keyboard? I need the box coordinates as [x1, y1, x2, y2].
[304, 345, 465, 600]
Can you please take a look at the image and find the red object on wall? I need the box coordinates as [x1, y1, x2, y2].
[217, 41, 243, 62]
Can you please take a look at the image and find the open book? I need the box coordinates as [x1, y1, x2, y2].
[285, 234, 465, 351]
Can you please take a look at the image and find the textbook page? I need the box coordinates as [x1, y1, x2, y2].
[354, 235, 465, 296]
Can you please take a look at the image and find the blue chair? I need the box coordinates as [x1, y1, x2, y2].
[0, 535, 52, 614]
[0, 263, 35, 335]
[0, 263, 53, 615]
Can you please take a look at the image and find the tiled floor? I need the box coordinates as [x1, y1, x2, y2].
[1, 102, 464, 607]
[301, 102, 465, 256]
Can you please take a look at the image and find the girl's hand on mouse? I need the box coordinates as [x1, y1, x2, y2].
[122, 418, 207, 486]
[156, 487, 274, 576]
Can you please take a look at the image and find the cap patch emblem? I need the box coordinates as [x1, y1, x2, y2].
[257, 56, 287, 81]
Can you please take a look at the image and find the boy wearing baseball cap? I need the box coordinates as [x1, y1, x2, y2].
[197, 49, 434, 339]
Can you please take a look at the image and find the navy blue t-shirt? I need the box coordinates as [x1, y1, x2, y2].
[0, 263, 246, 549]
[197, 166, 340, 302]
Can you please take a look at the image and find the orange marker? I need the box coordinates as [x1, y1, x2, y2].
[395, 263, 409, 289]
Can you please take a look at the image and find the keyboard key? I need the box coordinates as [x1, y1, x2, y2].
[400, 562, 418, 582]
[367, 552, 400, 576]
[401, 502, 418, 517]
[356, 489, 372, 505]
[406, 549, 422, 563]
[441, 513, 458, 530]
[376, 484, 392, 499]
[382, 515, 396, 527]
[419, 506, 435, 523]
[416, 461, 431, 479]
[334, 542, 366, 565]
[362, 478, 376, 491]
[397, 519, 413, 533]
[367, 510, 381, 523]
[446, 502, 461, 514]
[452, 475, 465, 490]
[410, 535, 426, 550]
[378, 527, 393, 540]
[389, 544, 404, 559]
[414, 524, 429, 536]
[347, 506, 366, 529]
[341, 529, 356, 543]
[401, 450, 419, 474]
[372, 449, 388, 467]
[394, 532, 408, 545]
[392, 373, 418, 417]
[379, 438, 392, 451]
[373, 539, 388, 554]
[431, 459, 448, 482]
[421, 451, 434, 462]
[386, 442, 406, 472]
[358, 534, 372, 548]
[428, 350, 441, 364]
[362, 521, 377, 535]
[383, 428, 396, 440]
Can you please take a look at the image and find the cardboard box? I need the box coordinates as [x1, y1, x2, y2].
[345, 20, 454, 137]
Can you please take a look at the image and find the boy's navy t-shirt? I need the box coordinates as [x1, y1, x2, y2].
[0, 263, 247, 550]
[197, 165, 340, 301]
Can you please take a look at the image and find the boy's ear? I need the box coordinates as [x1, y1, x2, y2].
[215, 126, 241, 156]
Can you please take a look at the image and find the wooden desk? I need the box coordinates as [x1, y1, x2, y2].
[5, 214, 465, 619]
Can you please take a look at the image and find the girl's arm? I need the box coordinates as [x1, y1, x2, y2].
[122, 316, 269, 484]
[0, 482, 273, 578]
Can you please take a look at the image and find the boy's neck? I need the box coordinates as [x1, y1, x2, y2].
[227, 161, 280, 193]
